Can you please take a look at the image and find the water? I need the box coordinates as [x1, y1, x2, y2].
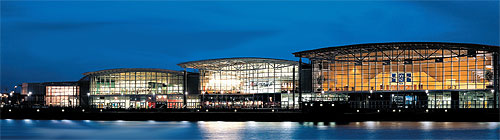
[1, 120, 499, 139]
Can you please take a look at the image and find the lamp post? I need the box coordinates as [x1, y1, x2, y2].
[9, 91, 14, 105]
[185, 92, 188, 108]
[28, 92, 32, 106]
[87, 93, 90, 108]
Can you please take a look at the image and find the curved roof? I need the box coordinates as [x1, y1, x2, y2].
[178, 57, 298, 70]
[293, 42, 499, 58]
[83, 68, 183, 76]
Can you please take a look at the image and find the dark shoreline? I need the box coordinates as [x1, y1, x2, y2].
[2, 108, 498, 122]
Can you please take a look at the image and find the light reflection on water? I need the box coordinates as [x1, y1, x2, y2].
[1, 120, 499, 139]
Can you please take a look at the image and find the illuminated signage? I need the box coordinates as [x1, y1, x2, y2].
[391, 72, 412, 84]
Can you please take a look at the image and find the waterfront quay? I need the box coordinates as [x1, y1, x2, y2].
[2, 105, 498, 122]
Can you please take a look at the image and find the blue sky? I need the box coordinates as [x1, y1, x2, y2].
[1, 1, 499, 91]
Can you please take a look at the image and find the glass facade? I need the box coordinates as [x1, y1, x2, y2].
[179, 58, 299, 109]
[87, 69, 184, 109]
[199, 63, 297, 94]
[45, 86, 79, 107]
[310, 49, 494, 92]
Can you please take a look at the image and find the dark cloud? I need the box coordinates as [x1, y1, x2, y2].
[11, 21, 122, 30]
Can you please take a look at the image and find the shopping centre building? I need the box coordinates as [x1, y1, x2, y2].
[293, 42, 499, 109]
[18, 42, 498, 110]
[82, 68, 196, 109]
[178, 58, 302, 109]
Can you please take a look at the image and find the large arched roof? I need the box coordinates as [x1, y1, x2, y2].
[178, 57, 298, 70]
[293, 42, 499, 59]
[82, 68, 183, 76]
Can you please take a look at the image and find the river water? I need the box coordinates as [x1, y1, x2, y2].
[1, 120, 498, 139]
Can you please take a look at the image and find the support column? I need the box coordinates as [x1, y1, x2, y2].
[299, 57, 303, 109]
[292, 64, 296, 109]
[494, 51, 498, 109]
[183, 69, 188, 109]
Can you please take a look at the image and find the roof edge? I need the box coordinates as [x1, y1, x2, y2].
[177, 57, 298, 68]
[82, 68, 184, 76]
[293, 42, 500, 57]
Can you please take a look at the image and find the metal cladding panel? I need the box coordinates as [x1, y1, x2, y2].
[300, 64, 313, 93]
[187, 73, 200, 95]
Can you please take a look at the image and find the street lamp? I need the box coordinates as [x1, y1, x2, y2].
[28, 92, 32, 105]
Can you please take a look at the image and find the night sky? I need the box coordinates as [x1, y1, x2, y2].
[1, 1, 499, 92]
